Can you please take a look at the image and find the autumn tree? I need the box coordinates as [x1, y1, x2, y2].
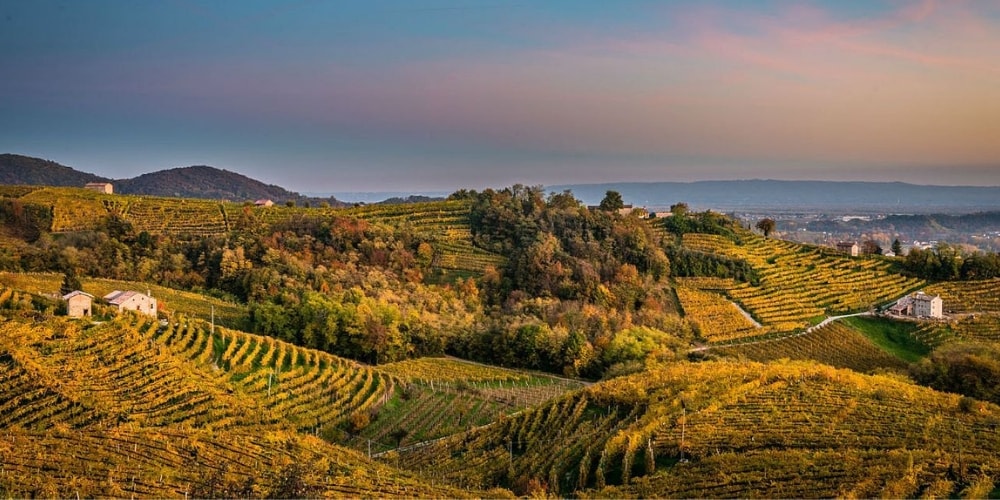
[755, 218, 776, 238]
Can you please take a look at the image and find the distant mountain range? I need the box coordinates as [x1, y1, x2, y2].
[549, 180, 1000, 214]
[0, 154, 344, 206]
[5, 154, 999, 213]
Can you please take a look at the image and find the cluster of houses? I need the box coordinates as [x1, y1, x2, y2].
[61, 289, 158, 319]
[887, 291, 944, 319]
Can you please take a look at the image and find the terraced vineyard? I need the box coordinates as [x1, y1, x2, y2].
[0, 426, 476, 498]
[674, 285, 761, 342]
[122, 197, 229, 236]
[925, 278, 1000, 314]
[914, 314, 1000, 344]
[399, 360, 1000, 498]
[343, 201, 504, 276]
[155, 315, 397, 434]
[709, 321, 910, 373]
[679, 233, 924, 334]
[355, 358, 586, 453]
[20, 187, 110, 232]
[0, 309, 479, 497]
[6, 187, 503, 279]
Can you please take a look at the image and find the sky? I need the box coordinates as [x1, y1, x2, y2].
[1, 0, 998, 192]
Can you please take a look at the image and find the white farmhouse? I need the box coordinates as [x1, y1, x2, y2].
[889, 291, 943, 319]
[911, 291, 943, 319]
[104, 290, 157, 317]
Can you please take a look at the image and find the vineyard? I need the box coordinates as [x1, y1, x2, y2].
[0, 310, 487, 497]
[5, 187, 503, 280]
[359, 358, 586, 452]
[708, 321, 910, 373]
[0, 281, 587, 496]
[398, 360, 1000, 498]
[341, 200, 504, 277]
[925, 278, 1000, 314]
[674, 284, 761, 342]
[678, 233, 925, 335]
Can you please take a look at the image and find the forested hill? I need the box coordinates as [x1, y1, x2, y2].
[0, 154, 345, 206]
[114, 165, 343, 206]
[0, 154, 110, 186]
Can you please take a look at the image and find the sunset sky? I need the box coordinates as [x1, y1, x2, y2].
[1, 0, 998, 192]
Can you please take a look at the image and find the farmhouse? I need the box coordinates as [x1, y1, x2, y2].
[104, 290, 157, 317]
[254, 199, 274, 207]
[911, 291, 943, 318]
[84, 182, 113, 194]
[888, 291, 943, 319]
[62, 290, 93, 318]
[836, 241, 860, 256]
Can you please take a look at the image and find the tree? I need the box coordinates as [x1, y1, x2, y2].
[891, 238, 903, 256]
[755, 218, 776, 238]
[669, 202, 689, 217]
[60, 271, 82, 296]
[599, 190, 624, 212]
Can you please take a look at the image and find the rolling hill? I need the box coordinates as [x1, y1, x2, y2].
[0, 302, 490, 498]
[115, 165, 328, 204]
[3, 180, 1000, 497]
[397, 360, 1000, 498]
[0, 154, 110, 187]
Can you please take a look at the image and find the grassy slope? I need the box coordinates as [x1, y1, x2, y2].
[842, 315, 931, 363]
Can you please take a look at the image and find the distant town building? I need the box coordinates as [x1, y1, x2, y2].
[84, 182, 113, 194]
[836, 241, 860, 256]
[888, 291, 943, 319]
[104, 290, 157, 317]
[62, 290, 93, 318]
[254, 199, 274, 207]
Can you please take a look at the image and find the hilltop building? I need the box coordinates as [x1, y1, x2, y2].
[62, 290, 93, 318]
[104, 290, 157, 317]
[84, 182, 113, 194]
[888, 291, 943, 319]
[836, 241, 860, 256]
[587, 204, 645, 217]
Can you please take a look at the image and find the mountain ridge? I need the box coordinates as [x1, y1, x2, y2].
[0, 153, 344, 206]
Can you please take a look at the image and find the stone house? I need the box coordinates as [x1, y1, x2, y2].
[84, 182, 113, 194]
[104, 290, 157, 317]
[836, 241, 860, 256]
[62, 290, 94, 317]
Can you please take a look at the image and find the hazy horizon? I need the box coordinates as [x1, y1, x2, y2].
[2, 1, 999, 191]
